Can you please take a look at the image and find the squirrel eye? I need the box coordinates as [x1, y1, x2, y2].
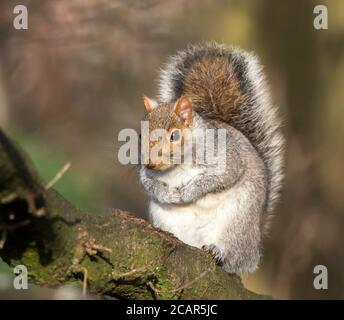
[170, 129, 181, 142]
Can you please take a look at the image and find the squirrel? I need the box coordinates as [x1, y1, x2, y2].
[139, 42, 284, 274]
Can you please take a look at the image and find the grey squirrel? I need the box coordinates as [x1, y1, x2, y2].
[139, 42, 284, 274]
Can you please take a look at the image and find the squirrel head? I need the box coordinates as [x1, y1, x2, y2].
[142, 95, 193, 171]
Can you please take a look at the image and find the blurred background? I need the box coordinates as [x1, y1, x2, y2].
[0, 0, 343, 299]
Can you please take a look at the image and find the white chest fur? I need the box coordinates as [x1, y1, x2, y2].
[148, 165, 250, 249]
[155, 164, 205, 188]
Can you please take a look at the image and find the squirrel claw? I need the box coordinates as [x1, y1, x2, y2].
[202, 244, 224, 266]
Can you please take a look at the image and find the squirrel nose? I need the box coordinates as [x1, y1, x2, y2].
[146, 163, 156, 169]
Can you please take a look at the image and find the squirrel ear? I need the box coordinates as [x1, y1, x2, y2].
[173, 96, 193, 126]
[143, 96, 158, 113]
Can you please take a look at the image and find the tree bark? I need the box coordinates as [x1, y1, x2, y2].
[0, 128, 265, 300]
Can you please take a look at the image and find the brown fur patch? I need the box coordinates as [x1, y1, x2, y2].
[182, 55, 245, 123]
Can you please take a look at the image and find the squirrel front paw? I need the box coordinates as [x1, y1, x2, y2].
[168, 187, 181, 203]
[151, 181, 181, 204]
[179, 184, 197, 203]
[202, 244, 224, 266]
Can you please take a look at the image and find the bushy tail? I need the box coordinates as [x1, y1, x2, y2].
[157, 42, 285, 224]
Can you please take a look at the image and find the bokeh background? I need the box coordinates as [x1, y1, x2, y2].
[0, 0, 343, 299]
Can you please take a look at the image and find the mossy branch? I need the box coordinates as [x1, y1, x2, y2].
[0, 128, 265, 299]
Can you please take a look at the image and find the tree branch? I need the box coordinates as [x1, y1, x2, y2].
[0, 128, 266, 299]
